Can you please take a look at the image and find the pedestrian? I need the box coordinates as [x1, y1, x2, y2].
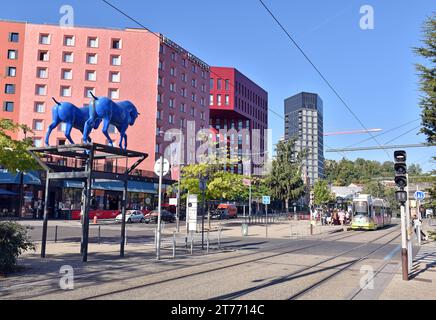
[345, 210, 351, 224]
[339, 210, 345, 225]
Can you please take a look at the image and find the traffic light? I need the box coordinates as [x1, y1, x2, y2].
[394, 150, 407, 189]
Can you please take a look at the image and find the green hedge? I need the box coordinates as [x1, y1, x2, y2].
[0, 222, 35, 275]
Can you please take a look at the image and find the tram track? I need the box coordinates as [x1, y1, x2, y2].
[209, 226, 400, 300]
[286, 229, 401, 300]
[1, 228, 365, 300]
[78, 228, 396, 300]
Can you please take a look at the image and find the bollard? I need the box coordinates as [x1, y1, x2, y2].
[98, 225, 101, 244]
[93, 216, 97, 225]
[55, 225, 58, 243]
[172, 231, 176, 258]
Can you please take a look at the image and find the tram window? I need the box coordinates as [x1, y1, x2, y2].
[353, 201, 368, 216]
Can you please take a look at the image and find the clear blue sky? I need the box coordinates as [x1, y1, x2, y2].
[3, 0, 435, 172]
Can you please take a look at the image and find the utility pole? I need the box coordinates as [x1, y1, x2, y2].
[156, 155, 164, 261]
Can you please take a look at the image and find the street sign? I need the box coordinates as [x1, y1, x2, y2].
[262, 196, 270, 205]
[243, 178, 251, 186]
[187, 194, 198, 232]
[169, 198, 177, 206]
[154, 158, 170, 176]
[414, 191, 425, 201]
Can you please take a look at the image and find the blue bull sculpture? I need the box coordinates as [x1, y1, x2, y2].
[45, 98, 102, 146]
[83, 93, 140, 150]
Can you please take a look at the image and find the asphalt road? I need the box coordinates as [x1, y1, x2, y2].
[0, 223, 406, 300]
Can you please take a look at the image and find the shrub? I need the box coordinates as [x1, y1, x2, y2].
[0, 222, 35, 275]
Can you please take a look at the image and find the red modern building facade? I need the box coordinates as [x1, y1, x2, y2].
[209, 67, 268, 175]
[0, 20, 210, 217]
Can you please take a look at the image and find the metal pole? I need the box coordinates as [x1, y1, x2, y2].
[55, 225, 58, 243]
[98, 225, 101, 244]
[82, 148, 94, 263]
[405, 174, 412, 272]
[172, 231, 176, 258]
[176, 171, 181, 233]
[41, 174, 50, 258]
[416, 184, 422, 245]
[400, 204, 409, 281]
[18, 171, 24, 219]
[265, 204, 268, 238]
[190, 231, 193, 255]
[249, 179, 252, 218]
[120, 179, 128, 256]
[206, 230, 210, 254]
[185, 191, 189, 248]
[156, 155, 164, 261]
[202, 187, 205, 250]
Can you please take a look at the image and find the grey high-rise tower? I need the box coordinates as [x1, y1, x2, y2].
[284, 92, 324, 185]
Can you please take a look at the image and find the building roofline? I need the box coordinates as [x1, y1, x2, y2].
[284, 91, 320, 102]
[210, 66, 268, 95]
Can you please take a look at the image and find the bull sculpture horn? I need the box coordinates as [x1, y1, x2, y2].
[89, 92, 98, 100]
[52, 97, 61, 106]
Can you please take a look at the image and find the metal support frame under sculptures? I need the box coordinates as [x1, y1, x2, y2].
[45, 98, 102, 146]
[27, 143, 148, 262]
[83, 92, 141, 150]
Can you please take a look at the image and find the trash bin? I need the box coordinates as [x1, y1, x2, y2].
[242, 223, 248, 236]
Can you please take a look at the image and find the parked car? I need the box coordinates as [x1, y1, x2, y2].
[115, 210, 145, 223]
[144, 210, 175, 224]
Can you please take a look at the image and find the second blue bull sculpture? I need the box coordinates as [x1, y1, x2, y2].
[83, 92, 140, 150]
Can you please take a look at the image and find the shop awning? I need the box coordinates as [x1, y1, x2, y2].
[63, 180, 157, 194]
[0, 171, 42, 185]
[0, 188, 18, 196]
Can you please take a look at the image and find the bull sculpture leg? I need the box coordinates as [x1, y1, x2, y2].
[45, 119, 61, 147]
[83, 117, 96, 144]
[119, 132, 127, 150]
[102, 117, 114, 147]
[64, 122, 75, 145]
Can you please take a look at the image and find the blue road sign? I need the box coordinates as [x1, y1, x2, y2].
[262, 196, 271, 205]
[414, 191, 425, 201]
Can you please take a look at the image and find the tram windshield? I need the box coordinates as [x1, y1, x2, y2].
[353, 201, 369, 216]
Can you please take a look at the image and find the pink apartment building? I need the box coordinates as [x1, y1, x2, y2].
[0, 20, 210, 175]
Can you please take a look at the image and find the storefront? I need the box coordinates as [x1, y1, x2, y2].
[61, 179, 171, 212]
[0, 170, 44, 219]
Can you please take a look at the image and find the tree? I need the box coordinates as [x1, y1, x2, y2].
[414, 13, 436, 143]
[362, 181, 386, 198]
[313, 180, 334, 206]
[0, 222, 35, 275]
[266, 139, 305, 212]
[0, 119, 39, 172]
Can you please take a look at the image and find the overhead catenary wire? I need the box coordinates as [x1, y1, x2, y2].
[347, 118, 420, 148]
[257, 0, 393, 161]
[100, 0, 349, 161]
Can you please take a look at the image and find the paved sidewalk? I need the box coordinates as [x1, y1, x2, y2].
[380, 220, 436, 299]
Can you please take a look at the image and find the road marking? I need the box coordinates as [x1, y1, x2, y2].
[384, 244, 401, 261]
